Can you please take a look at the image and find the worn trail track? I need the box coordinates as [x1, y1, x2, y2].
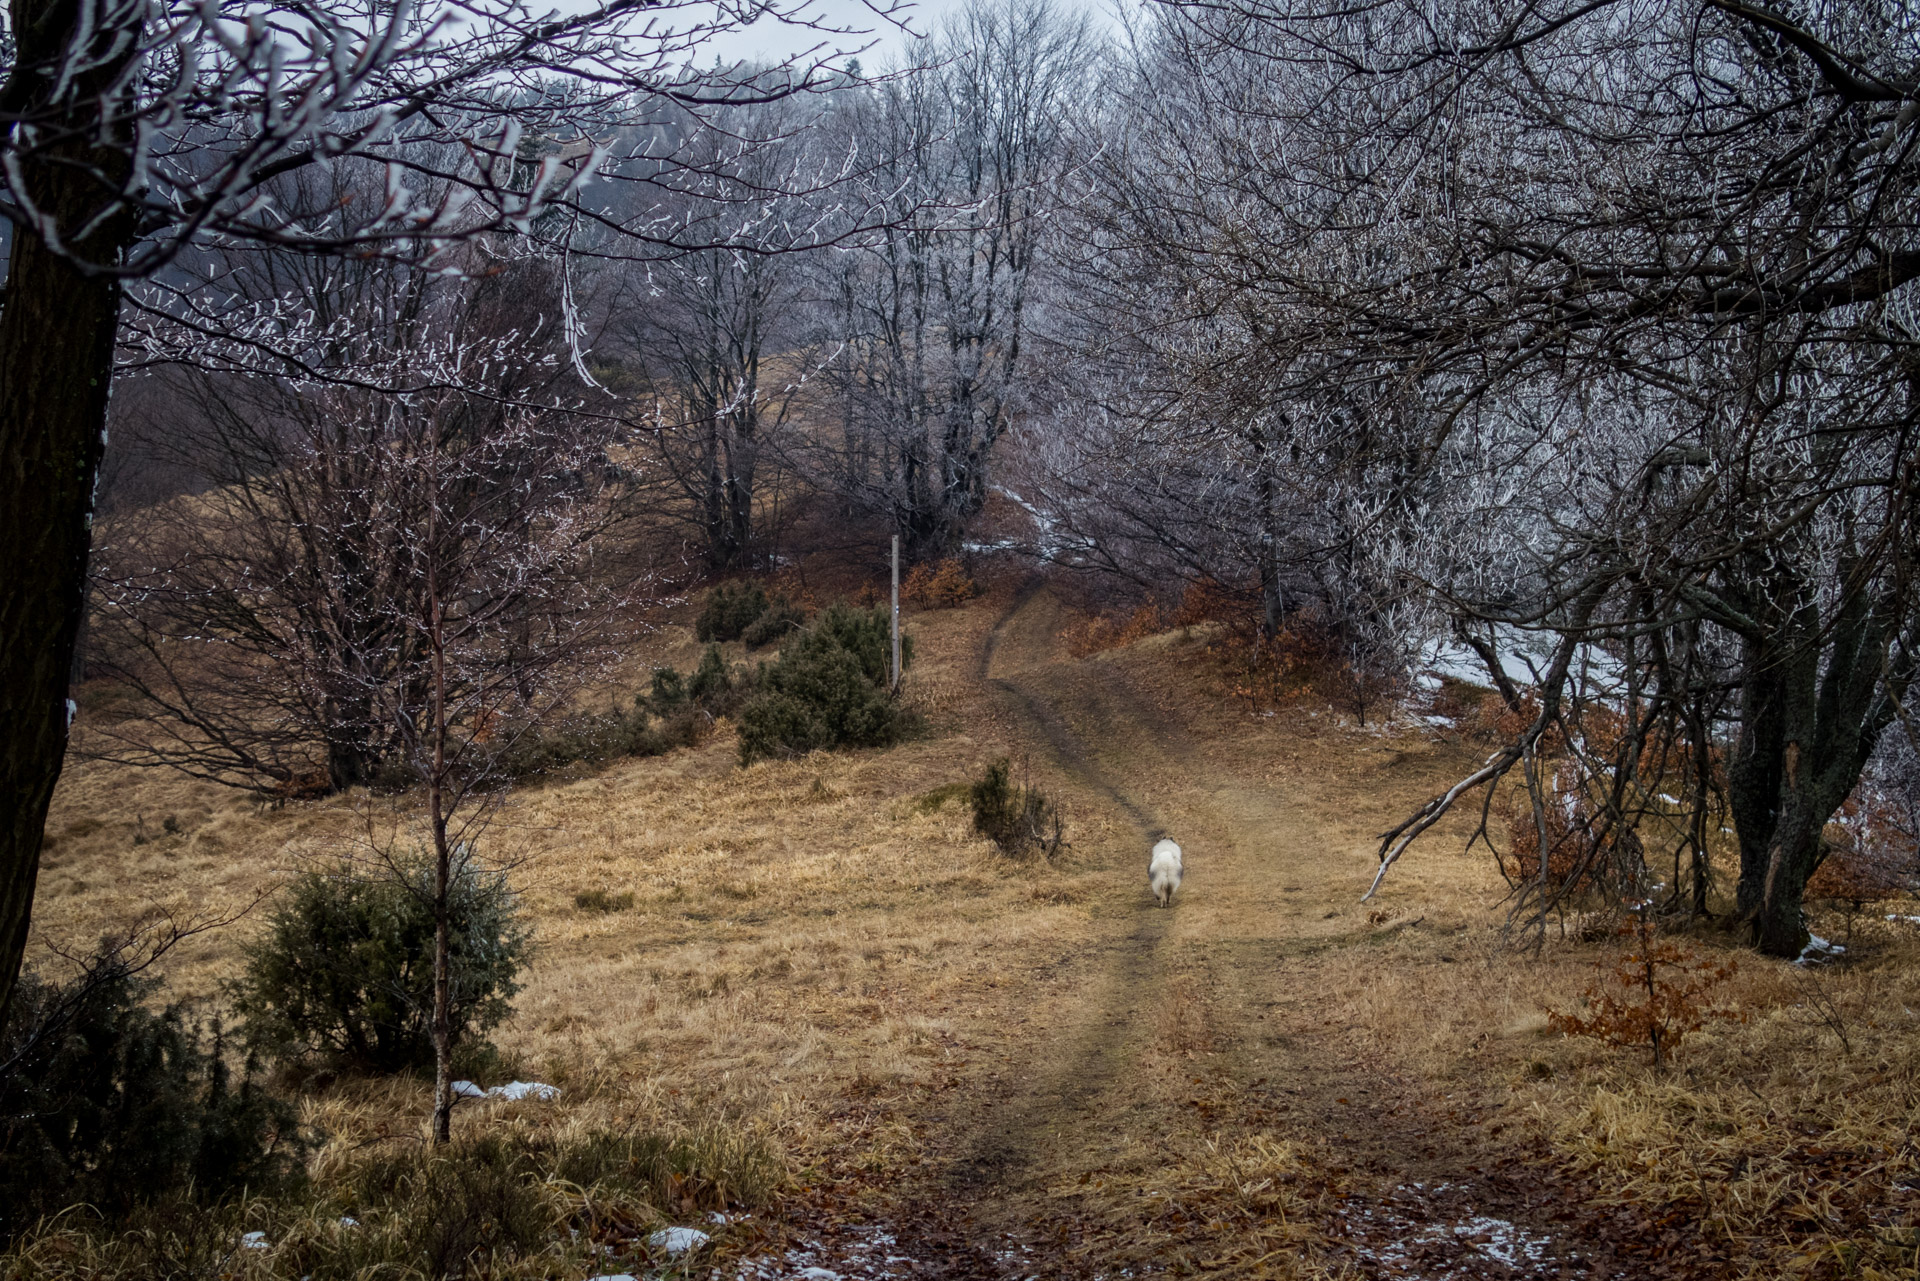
[764, 588, 1663, 1280]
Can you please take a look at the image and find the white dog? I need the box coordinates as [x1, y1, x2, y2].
[1148, 838, 1183, 907]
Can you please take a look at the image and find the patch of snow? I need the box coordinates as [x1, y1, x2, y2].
[586, 1275, 640, 1281]
[1418, 629, 1548, 690]
[239, 1231, 270, 1250]
[1797, 934, 1847, 966]
[1450, 1214, 1552, 1268]
[1422, 714, 1456, 728]
[455, 1079, 560, 1102]
[648, 1226, 711, 1256]
[1658, 793, 1681, 805]
[338, 1216, 359, 1228]
[489, 1080, 560, 1101]
[731, 1222, 935, 1279]
[1886, 914, 1920, 925]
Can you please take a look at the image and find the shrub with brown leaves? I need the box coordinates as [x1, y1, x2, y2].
[902, 559, 978, 608]
[1549, 910, 1740, 1067]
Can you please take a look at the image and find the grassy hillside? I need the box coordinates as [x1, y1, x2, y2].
[18, 577, 1920, 1280]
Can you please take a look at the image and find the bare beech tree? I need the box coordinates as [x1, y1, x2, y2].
[804, 0, 1095, 558]
[1022, 18, 1448, 673]
[87, 246, 599, 794]
[0, 0, 902, 1017]
[83, 239, 627, 1140]
[610, 94, 825, 572]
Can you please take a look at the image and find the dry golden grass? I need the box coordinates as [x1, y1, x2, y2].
[24, 581, 1920, 1279]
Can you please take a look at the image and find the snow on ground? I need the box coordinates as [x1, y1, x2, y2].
[451, 1079, 560, 1101]
[1329, 1181, 1572, 1278]
[1797, 934, 1848, 966]
[1418, 630, 1628, 701]
[733, 1225, 928, 1280]
[648, 1226, 711, 1256]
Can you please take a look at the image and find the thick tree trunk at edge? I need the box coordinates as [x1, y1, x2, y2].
[0, 208, 129, 1024]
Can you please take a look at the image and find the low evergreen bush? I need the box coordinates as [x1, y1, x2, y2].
[687, 643, 741, 712]
[740, 595, 807, 648]
[643, 667, 687, 715]
[737, 605, 911, 764]
[231, 855, 532, 1075]
[970, 757, 1065, 857]
[0, 958, 304, 1235]
[497, 702, 704, 780]
[694, 583, 769, 642]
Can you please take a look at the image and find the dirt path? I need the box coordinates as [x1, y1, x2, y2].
[764, 588, 1655, 1280]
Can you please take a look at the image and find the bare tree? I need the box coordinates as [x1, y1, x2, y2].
[87, 246, 606, 795]
[376, 387, 621, 1143]
[609, 95, 824, 572]
[803, 0, 1096, 558]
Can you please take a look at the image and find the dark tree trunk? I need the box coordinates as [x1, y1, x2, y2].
[1727, 637, 1793, 934]
[1726, 584, 1905, 958]
[0, 0, 138, 1019]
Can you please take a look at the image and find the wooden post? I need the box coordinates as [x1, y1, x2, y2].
[890, 534, 901, 692]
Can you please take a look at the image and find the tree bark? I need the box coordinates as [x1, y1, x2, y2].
[0, 0, 138, 1020]
[1727, 582, 1905, 957]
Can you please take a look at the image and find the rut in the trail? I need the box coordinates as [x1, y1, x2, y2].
[950, 585, 1176, 1192]
[976, 580, 1165, 839]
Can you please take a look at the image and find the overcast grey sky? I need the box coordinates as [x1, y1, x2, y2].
[697, 0, 1129, 71]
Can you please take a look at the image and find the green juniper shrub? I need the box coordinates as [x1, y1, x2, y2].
[737, 605, 912, 764]
[812, 600, 908, 684]
[688, 643, 743, 713]
[739, 594, 807, 648]
[694, 582, 769, 642]
[497, 700, 709, 780]
[970, 757, 1065, 858]
[644, 666, 688, 715]
[231, 854, 531, 1076]
[0, 958, 305, 1236]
